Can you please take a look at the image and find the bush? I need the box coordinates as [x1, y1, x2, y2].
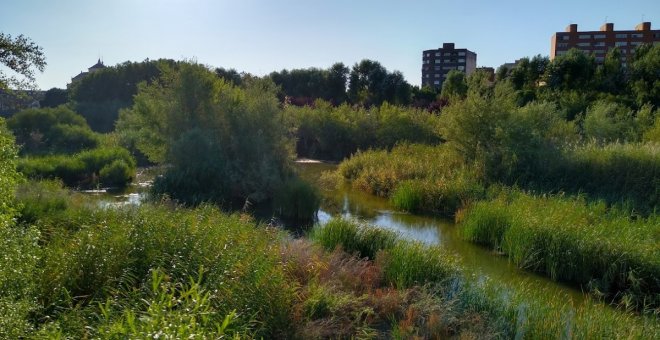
[312, 218, 397, 260]
[7, 106, 99, 155]
[99, 159, 133, 187]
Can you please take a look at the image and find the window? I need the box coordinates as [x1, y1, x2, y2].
[631, 33, 643, 38]
[435, 59, 441, 63]
[458, 58, 465, 63]
[558, 43, 568, 48]
[631, 42, 642, 46]
[594, 41, 605, 47]
[557, 50, 567, 56]
[594, 34, 606, 39]
[443, 52, 451, 56]
[425, 74, 429, 78]
[458, 51, 465, 56]
[442, 66, 454, 70]
[435, 52, 440, 56]
[615, 41, 627, 46]
[576, 42, 590, 47]
[615, 33, 627, 38]
[561, 35, 569, 40]
[579, 34, 591, 39]
[434, 74, 440, 78]
[433, 80, 440, 85]
[444, 59, 451, 63]
[593, 49, 605, 54]
[457, 66, 465, 71]
[434, 66, 441, 71]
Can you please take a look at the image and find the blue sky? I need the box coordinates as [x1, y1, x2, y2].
[2, 0, 658, 89]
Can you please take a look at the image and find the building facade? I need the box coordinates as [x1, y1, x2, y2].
[422, 43, 476, 89]
[551, 22, 660, 64]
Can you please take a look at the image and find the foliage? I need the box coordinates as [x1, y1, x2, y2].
[7, 106, 99, 155]
[0, 118, 21, 226]
[39, 87, 68, 108]
[284, 101, 442, 160]
[118, 62, 293, 204]
[0, 32, 46, 90]
[582, 100, 637, 142]
[629, 44, 660, 107]
[14, 180, 69, 225]
[18, 146, 135, 188]
[348, 59, 412, 106]
[440, 69, 468, 100]
[69, 59, 179, 132]
[461, 191, 660, 312]
[270, 63, 348, 105]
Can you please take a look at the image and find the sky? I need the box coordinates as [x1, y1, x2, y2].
[1, 0, 659, 90]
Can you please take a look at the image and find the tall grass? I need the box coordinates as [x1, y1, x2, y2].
[32, 205, 294, 338]
[539, 142, 660, 212]
[338, 144, 484, 216]
[312, 218, 660, 338]
[461, 191, 660, 312]
[17, 146, 136, 188]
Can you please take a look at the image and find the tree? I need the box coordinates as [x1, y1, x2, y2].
[440, 70, 468, 100]
[596, 47, 626, 96]
[117, 62, 293, 204]
[348, 59, 411, 106]
[0, 33, 46, 90]
[40, 87, 68, 108]
[545, 49, 597, 92]
[629, 44, 660, 107]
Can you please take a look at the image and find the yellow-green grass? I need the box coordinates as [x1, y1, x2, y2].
[460, 191, 660, 312]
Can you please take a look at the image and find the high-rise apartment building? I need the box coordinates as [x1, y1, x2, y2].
[422, 43, 476, 88]
[551, 22, 659, 64]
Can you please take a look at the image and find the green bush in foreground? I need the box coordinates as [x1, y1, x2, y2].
[460, 191, 660, 312]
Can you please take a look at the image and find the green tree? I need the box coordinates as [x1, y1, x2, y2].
[0, 33, 46, 90]
[348, 59, 411, 106]
[596, 47, 626, 96]
[545, 49, 597, 92]
[39, 87, 68, 108]
[118, 62, 293, 204]
[629, 44, 660, 107]
[440, 70, 468, 100]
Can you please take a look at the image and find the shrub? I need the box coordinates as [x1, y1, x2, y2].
[99, 159, 133, 187]
[7, 106, 99, 155]
[15, 180, 69, 225]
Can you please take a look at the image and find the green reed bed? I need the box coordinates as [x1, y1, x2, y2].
[546, 142, 660, 213]
[17, 146, 136, 188]
[26, 205, 294, 338]
[312, 218, 659, 338]
[460, 191, 660, 312]
[338, 144, 484, 216]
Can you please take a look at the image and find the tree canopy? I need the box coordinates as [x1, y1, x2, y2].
[0, 33, 46, 90]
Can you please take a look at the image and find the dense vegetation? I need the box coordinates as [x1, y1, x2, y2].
[7, 106, 135, 188]
[335, 45, 660, 313]
[1, 32, 658, 336]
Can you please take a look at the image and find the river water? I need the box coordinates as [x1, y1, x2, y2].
[86, 162, 587, 304]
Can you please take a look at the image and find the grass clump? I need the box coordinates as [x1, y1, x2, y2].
[311, 218, 398, 259]
[273, 177, 320, 223]
[17, 146, 136, 188]
[461, 191, 660, 312]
